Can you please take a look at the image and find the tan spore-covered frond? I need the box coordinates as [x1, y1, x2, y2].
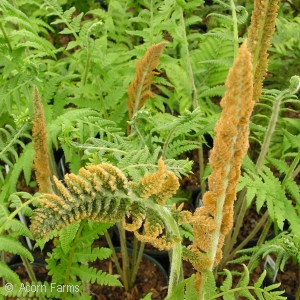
[127, 42, 167, 119]
[139, 157, 179, 205]
[30, 158, 180, 242]
[32, 87, 52, 194]
[133, 219, 179, 251]
[187, 42, 254, 276]
[247, 0, 279, 102]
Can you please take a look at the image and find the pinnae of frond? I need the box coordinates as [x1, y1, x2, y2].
[127, 42, 168, 120]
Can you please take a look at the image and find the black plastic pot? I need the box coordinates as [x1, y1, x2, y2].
[264, 275, 295, 300]
[263, 257, 298, 300]
[113, 246, 169, 284]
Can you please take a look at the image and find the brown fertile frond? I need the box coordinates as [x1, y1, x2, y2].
[247, 0, 279, 102]
[133, 219, 180, 251]
[32, 87, 53, 194]
[127, 42, 167, 120]
[139, 157, 179, 205]
[188, 42, 254, 273]
[183, 247, 213, 273]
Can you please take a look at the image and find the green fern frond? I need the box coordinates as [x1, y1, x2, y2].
[203, 270, 218, 298]
[198, 58, 233, 67]
[164, 62, 192, 113]
[0, 262, 21, 285]
[236, 232, 299, 272]
[220, 269, 233, 294]
[208, 13, 234, 25]
[184, 274, 198, 300]
[167, 275, 197, 300]
[207, 264, 286, 300]
[0, 236, 34, 262]
[118, 147, 161, 181]
[266, 157, 289, 174]
[29, 162, 136, 238]
[184, 16, 202, 27]
[9, 192, 34, 217]
[0, 123, 30, 166]
[166, 140, 200, 159]
[73, 264, 122, 286]
[49, 108, 96, 148]
[76, 222, 113, 248]
[60, 221, 81, 254]
[285, 179, 300, 205]
[3, 16, 38, 34]
[238, 165, 300, 233]
[0, 281, 61, 299]
[10, 29, 56, 58]
[0, 0, 32, 25]
[198, 85, 226, 98]
[73, 247, 112, 263]
[191, 29, 233, 88]
[3, 219, 33, 239]
[0, 143, 34, 203]
[282, 128, 300, 150]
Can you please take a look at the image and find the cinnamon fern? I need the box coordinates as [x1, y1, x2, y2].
[127, 42, 167, 120]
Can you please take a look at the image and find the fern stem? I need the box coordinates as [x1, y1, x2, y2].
[161, 127, 176, 159]
[82, 50, 91, 87]
[292, 162, 300, 180]
[256, 90, 286, 169]
[143, 200, 182, 298]
[82, 21, 103, 86]
[130, 239, 145, 285]
[220, 210, 269, 269]
[20, 256, 37, 283]
[221, 190, 247, 267]
[0, 123, 28, 160]
[0, 21, 12, 52]
[0, 198, 35, 234]
[230, 0, 239, 59]
[282, 149, 300, 186]
[62, 220, 85, 300]
[178, 7, 197, 109]
[116, 222, 130, 290]
[178, 6, 206, 196]
[104, 231, 123, 276]
[96, 77, 109, 119]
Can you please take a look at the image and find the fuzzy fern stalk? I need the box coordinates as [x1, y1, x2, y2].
[247, 0, 279, 102]
[32, 87, 53, 194]
[30, 158, 183, 296]
[183, 42, 254, 298]
[127, 42, 167, 120]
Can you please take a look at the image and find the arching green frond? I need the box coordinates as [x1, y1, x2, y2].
[0, 262, 21, 285]
[0, 143, 34, 203]
[73, 264, 122, 286]
[0, 236, 34, 262]
[0, 123, 30, 167]
[191, 29, 234, 88]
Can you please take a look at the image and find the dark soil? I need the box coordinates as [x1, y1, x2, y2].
[11, 263, 50, 283]
[237, 205, 274, 247]
[90, 251, 168, 300]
